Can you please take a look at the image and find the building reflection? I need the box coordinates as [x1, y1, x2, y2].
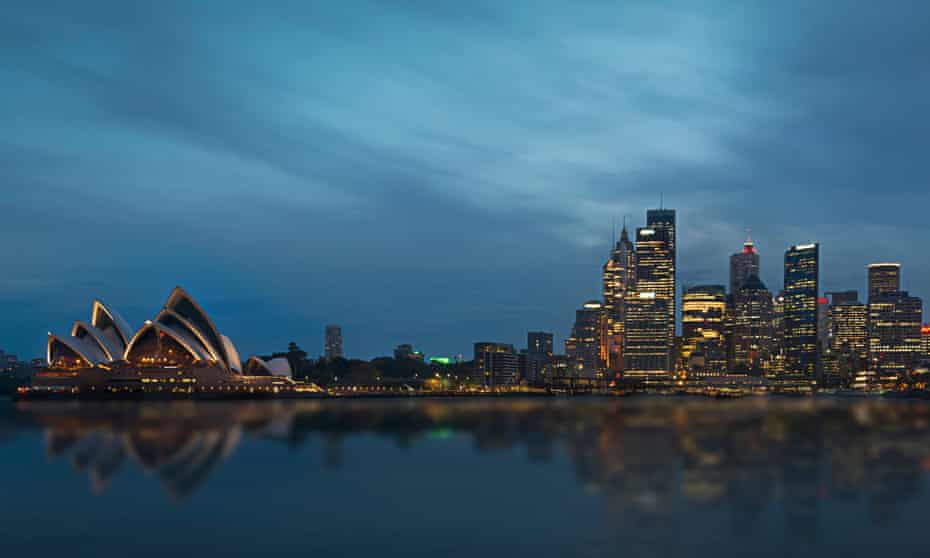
[7, 397, 930, 528]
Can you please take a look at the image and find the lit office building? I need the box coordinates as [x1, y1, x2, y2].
[526, 331, 554, 384]
[783, 243, 819, 378]
[623, 291, 671, 380]
[473, 342, 520, 389]
[829, 293, 868, 386]
[730, 275, 775, 376]
[602, 224, 636, 372]
[626, 212, 675, 375]
[681, 285, 727, 377]
[867, 263, 901, 303]
[566, 301, 605, 379]
[868, 292, 923, 384]
[922, 324, 930, 360]
[324, 324, 343, 360]
[645, 209, 677, 355]
[729, 233, 760, 297]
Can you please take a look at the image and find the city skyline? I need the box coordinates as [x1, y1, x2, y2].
[3, 2, 930, 360]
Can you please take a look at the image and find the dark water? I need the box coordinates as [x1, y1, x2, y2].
[1, 396, 929, 557]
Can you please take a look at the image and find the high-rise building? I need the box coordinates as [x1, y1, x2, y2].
[783, 243, 819, 378]
[324, 324, 343, 360]
[730, 274, 775, 376]
[729, 233, 760, 297]
[474, 342, 519, 389]
[829, 292, 868, 385]
[868, 291, 923, 384]
[868, 263, 901, 303]
[626, 210, 675, 375]
[922, 324, 930, 360]
[526, 331, 554, 384]
[566, 301, 605, 379]
[602, 224, 636, 372]
[681, 285, 727, 377]
[645, 209, 676, 351]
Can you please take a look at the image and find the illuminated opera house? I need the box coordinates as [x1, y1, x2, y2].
[28, 287, 313, 397]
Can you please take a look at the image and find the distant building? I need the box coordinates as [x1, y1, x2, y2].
[922, 324, 930, 360]
[680, 285, 727, 377]
[729, 233, 760, 297]
[829, 292, 868, 386]
[394, 343, 424, 361]
[645, 209, 677, 358]
[526, 331, 554, 385]
[566, 301, 605, 379]
[602, 224, 636, 372]
[474, 342, 519, 389]
[783, 243, 819, 378]
[324, 325, 343, 360]
[730, 275, 775, 376]
[868, 291, 923, 384]
[867, 263, 901, 303]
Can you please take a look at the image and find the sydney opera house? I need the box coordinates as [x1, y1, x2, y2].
[23, 287, 316, 398]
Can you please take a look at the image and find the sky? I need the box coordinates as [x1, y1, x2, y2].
[2, 1, 929, 360]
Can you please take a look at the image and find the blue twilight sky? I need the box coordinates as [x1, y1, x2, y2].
[2, 1, 929, 360]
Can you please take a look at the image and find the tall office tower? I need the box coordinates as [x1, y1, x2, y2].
[474, 342, 519, 389]
[324, 324, 343, 360]
[867, 263, 901, 302]
[681, 285, 727, 377]
[784, 243, 820, 378]
[868, 292, 923, 384]
[566, 301, 605, 379]
[817, 296, 831, 353]
[729, 233, 760, 297]
[645, 209, 677, 353]
[526, 331, 554, 384]
[730, 275, 775, 376]
[829, 293, 868, 384]
[602, 224, 636, 372]
[771, 291, 786, 374]
[922, 324, 930, 360]
[623, 291, 671, 380]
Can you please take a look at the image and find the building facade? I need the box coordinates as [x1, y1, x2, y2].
[868, 292, 923, 384]
[473, 342, 519, 389]
[566, 301, 605, 379]
[730, 274, 775, 376]
[680, 285, 727, 377]
[602, 225, 636, 372]
[829, 293, 868, 386]
[729, 234, 760, 297]
[867, 263, 901, 303]
[526, 331, 554, 384]
[783, 243, 820, 378]
[324, 324, 343, 360]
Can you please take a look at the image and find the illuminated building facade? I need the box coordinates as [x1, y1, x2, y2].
[730, 275, 775, 376]
[566, 301, 605, 379]
[868, 292, 923, 384]
[33, 287, 296, 397]
[729, 233, 760, 297]
[867, 263, 901, 303]
[829, 294, 868, 384]
[602, 224, 636, 372]
[474, 342, 519, 389]
[681, 285, 727, 377]
[623, 290, 671, 380]
[526, 331, 554, 384]
[645, 209, 677, 354]
[783, 243, 819, 378]
[324, 324, 343, 360]
[923, 325, 930, 360]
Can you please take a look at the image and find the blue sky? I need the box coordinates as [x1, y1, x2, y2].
[2, 1, 929, 359]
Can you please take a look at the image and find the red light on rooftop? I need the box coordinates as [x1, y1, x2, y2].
[922, 325, 930, 335]
[818, 297, 829, 305]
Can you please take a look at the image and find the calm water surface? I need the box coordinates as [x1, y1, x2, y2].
[1, 396, 929, 557]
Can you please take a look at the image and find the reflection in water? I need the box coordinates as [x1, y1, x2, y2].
[4, 396, 930, 553]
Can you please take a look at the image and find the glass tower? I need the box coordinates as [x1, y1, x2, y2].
[783, 243, 819, 378]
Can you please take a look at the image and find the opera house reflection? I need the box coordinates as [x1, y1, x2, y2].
[4, 397, 930, 555]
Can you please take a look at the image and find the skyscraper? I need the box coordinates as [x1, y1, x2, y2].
[602, 224, 636, 372]
[922, 324, 930, 360]
[680, 285, 727, 376]
[729, 233, 760, 296]
[730, 275, 775, 376]
[829, 292, 868, 384]
[324, 324, 343, 360]
[566, 301, 605, 379]
[526, 331, 554, 384]
[868, 291, 923, 384]
[646, 209, 676, 351]
[626, 210, 675, 375]
[784, 243, 819, 378]
[867, 263, 901, 303]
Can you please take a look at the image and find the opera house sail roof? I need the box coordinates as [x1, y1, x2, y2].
[34, 287, 306, 398]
